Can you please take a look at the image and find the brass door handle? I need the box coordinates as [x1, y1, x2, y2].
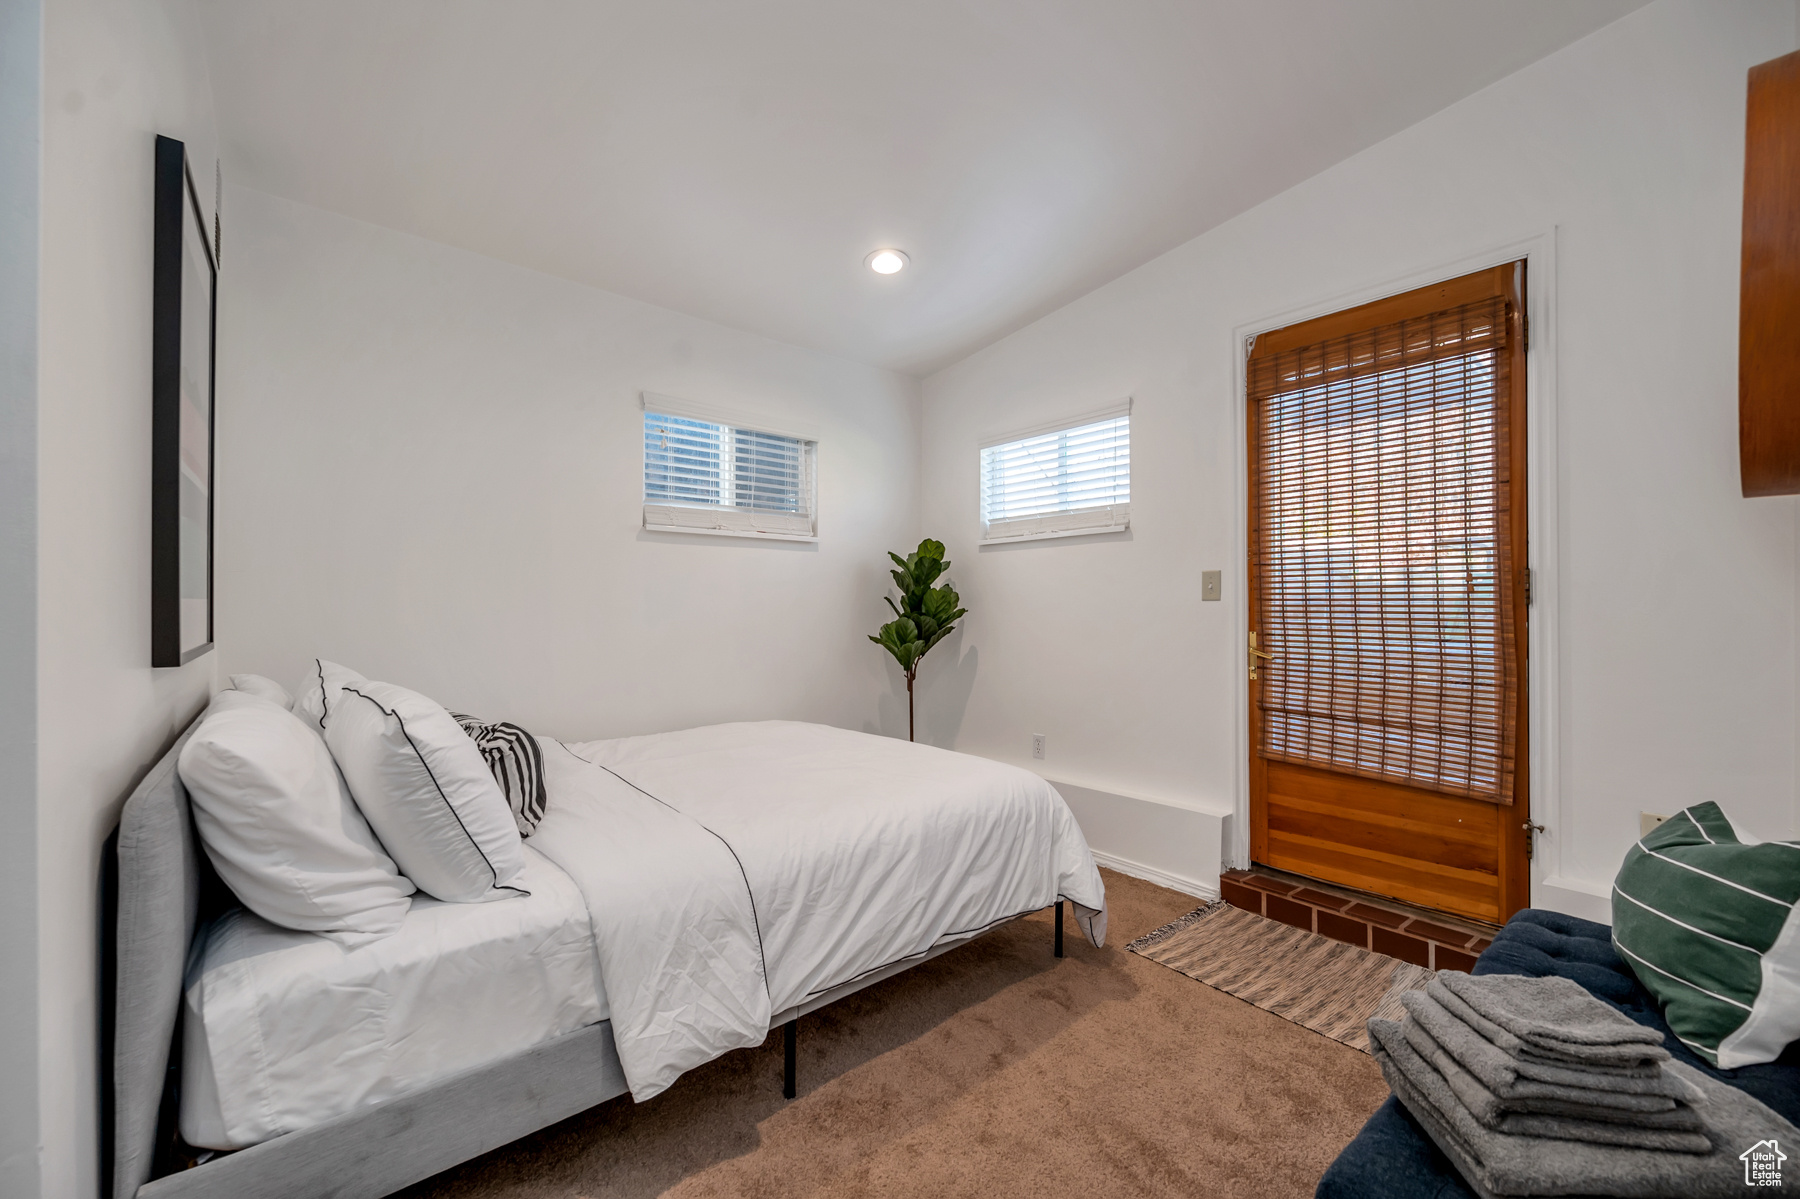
[1249, 632, 1275, 679]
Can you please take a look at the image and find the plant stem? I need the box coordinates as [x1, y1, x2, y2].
[907, 670, 915, 742]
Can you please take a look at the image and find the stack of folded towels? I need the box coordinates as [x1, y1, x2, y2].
[1368, 971, 1796, 1198]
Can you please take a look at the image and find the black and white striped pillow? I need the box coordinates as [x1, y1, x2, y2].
[450, 714, 548, 838]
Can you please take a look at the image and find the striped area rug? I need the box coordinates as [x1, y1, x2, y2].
[1127, 901, 1433, 1053]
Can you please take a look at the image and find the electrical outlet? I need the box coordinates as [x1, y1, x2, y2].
[1031, 733, 1046, 761]
[1640, 812, 1670, 838]
[1201, 570, 1222, 601]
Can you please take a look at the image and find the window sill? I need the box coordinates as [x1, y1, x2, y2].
[643, 521, 818, 543]
[980, 522, 1129, 546]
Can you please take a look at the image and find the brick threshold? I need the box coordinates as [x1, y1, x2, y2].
[1220, 866, 1498, 972]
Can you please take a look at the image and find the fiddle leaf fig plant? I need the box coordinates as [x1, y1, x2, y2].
[871, 538, 967, 741]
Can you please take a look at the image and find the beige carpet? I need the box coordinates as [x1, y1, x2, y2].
[394, 870, 1389, 1199]
[1129, 902, 1435, 1053]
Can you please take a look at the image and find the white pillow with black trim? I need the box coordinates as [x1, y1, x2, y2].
[292, 659, 367, 736]
[450, 713, 548, 837]
[178, 689, 415, 944]
[326, 678, 528, 903]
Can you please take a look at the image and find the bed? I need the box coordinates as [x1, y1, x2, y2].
[113, 715, 1106, 1198]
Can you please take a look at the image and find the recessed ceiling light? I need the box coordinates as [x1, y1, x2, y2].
[866, 248, 908, 275]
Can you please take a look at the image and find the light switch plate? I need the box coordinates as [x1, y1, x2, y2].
[1201, 570, 1221, 601]
[1639, 812, 1669, 838]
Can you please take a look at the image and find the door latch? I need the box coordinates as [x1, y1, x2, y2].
[1522, 820, 1546, 860]
[1249, 631, 1275, 680]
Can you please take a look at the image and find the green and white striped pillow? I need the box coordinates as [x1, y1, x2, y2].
[1612, 802, 1800, 1068]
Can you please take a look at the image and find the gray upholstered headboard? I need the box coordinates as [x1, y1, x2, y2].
[111, 714, 212, 1199]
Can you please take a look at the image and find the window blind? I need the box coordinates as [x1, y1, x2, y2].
[980, 410, 1130, 542]
[1248, 296, 1518, 803]
[643, 411, 817, 539]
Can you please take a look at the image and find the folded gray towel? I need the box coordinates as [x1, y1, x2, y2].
[1427, 976, 1670, 1074]
[1401, 990, 1699, 1104]
[1380, 1017, 1708, 1151]
[1435, 972, 1669, 1068]
[1513, 1044, 1661, 1076]
[1370, 1019, 1797, 1197]
[1401, 1015, 1705, 1133]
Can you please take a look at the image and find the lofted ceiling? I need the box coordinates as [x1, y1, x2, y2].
[196, 1, 1646, 376]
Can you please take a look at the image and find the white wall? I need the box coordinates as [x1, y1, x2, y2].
[1, 1, 43, 1193]
[36, 1, 222, 1196]
[215, 187, 921, 743]
[919, 0, 1800, 911]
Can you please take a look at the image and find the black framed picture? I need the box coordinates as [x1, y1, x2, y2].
[151, 134, 216, 667]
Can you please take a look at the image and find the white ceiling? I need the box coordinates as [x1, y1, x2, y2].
[197, 1, 1646, 376]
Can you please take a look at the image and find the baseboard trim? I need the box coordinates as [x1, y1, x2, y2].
[1537, 875, 1612, 925]
[1090, 849, 1219, 902]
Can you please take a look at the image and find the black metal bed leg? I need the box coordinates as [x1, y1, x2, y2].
[782, 1018, 797, 1099]
[1054, 900, 1064, 958]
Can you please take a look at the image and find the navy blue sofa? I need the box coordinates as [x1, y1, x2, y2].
[1316, 908, 1800, 1199]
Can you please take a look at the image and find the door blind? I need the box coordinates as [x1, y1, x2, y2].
[1248, 296, 1519, 803]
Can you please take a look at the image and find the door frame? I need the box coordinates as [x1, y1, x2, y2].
[1228, 229, 1590, 918]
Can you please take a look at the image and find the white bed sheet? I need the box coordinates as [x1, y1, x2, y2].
[180, 845, 606, 1150]
[537, 720, 1106, 1100]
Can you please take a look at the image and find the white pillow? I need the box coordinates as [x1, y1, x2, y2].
[228, 673, 293, 709]
[292, 659, 366, 736]
[178, 689, 415, 945]
[325, 678, 528, 903]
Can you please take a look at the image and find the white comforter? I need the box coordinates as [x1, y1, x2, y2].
[530, 721, 1106, 1100]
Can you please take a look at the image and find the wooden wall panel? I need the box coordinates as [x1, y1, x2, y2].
[1261, 761, 1504, 923]
[1740, 49, 1800, 497]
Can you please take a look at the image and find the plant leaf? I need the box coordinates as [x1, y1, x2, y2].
[874, 540, 967, 677]
[921, 585, 963, 628]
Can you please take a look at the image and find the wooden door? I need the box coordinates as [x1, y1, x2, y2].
[1740, 48, 1800, 496]
[1247, 264, 1530, 925]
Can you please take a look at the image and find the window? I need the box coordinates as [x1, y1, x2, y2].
[642, 394, 817, 540]
[979, 403, 1130, 542]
